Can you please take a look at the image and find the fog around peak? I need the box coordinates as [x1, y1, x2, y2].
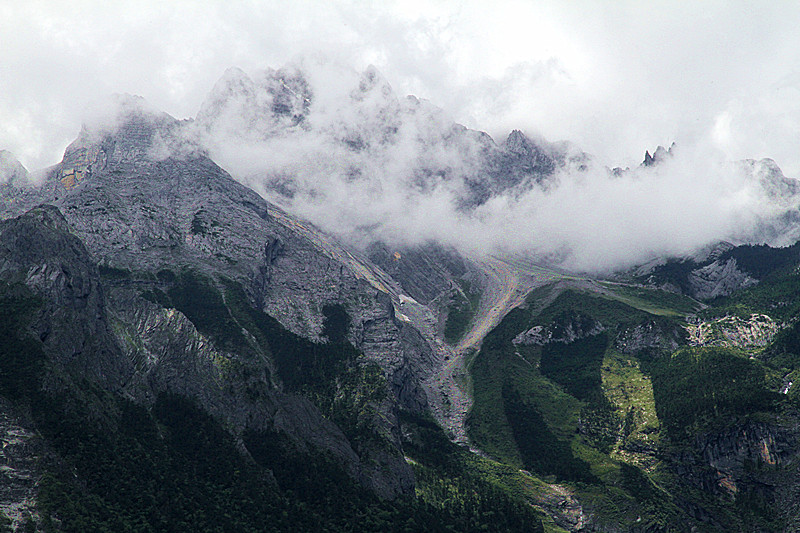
[190, 63, 800, 273]
[4, 2, 800, 272]
[4, 1, 800, 176]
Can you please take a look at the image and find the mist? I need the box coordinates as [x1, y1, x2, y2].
[4, 2, 800, 272]
[191, 62, 800, 273]
[4, 1, 800, 175]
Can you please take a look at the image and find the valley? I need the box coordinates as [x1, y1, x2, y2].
[3, 64, 800, 532]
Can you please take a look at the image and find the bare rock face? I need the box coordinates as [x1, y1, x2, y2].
[615, 319, 685, 355]
[688, 258, 757, 300]
[663, 419, 800, 520]
[195, 65, 583, 212]
[366, 241, 470, 306]
[496, 129, 559, 187]
[514, 311, 604, 346]
[0, 205, 131, 389]
[0, 400, 40, 530]
[0, 201, 413, 501]
[0, 98, 438, 500]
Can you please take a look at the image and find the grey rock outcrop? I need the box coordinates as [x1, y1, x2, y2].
[665, 420, 800, 521]
[614, 319, 685, 355]
[641, 142, 675, 167]
[366, 241, 471, 306]
[0, 98, 440, 499]
[629, 248, 760, 300]
[0, 400, 40, 530]
[0, 205, 130, 389]
[688, 258, 757, 300]
[514, 312, 604, 346]
[195, 65, 584, 211]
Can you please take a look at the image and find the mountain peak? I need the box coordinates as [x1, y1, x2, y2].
[504, 129, 532, 153]
[59, 94, 197, 183]
[80, 93, 172, 140]
[197, 65, 312, 139]
[354, 65, 393, 100]
[642, 142, 675, 166]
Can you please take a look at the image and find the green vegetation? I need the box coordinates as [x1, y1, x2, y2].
[152, 273, 390, 448]
[0, 282, 44, 400]
[640, 259, 698, 294]
[11, 234, 800, 531]
[30, 374, 542, 532]
[97, 264, 132, 280]
[399, 411, 545, 532]
[443, 279, 480, 344]
[646, 347, 778, 440]
[163, 271, 254, 356]
[36, 392, 292, 532]
[38, 387, 476, 533]
[502, 385, 597, 482]
[766, 320, 800, 371]
[720, 241, 800, 280]
[704, 264, 800, 321]
[0, 510, 12, 533]
[532, 289, 652, 328]
[0, 273, 545, 532]
[540, 329, 608, 403]
[466, 286, 712, 530]
[601, 352, 660, 459]
[599, 282, 701, 316]
[467, 293, 616, 479]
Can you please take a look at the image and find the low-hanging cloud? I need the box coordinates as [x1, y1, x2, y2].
[6, 1, 800, 273]
[5, 1, 800, 178]
[192, 62, 800, 274]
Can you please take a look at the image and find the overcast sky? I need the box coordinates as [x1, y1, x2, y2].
[2, 0, 800, 176]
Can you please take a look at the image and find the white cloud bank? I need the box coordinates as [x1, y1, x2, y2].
[3, 1, 800, 175]
[188, 61, 800, 273]
[4, 1, 800, 272]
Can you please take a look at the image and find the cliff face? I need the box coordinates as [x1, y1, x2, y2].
[0, 205, 128, 389]
[0, 205, 403, 492]
[0, 102, 438, 506]
[6, 76, 800, 530]
[688, 258, 758, 300]
[0, 151, 28, 186]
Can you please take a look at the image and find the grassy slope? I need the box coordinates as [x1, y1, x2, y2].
[466, 283, 781, 530]
[597, 282, 702, 317]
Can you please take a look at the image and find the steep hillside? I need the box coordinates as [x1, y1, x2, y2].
[4, 75, 800, 531]
[0, 96, 558, 531]
[465, 254, 800, 531]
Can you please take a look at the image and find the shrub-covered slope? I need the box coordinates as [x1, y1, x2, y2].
[467, 265, 800, 531]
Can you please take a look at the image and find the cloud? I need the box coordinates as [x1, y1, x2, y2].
[4, 1, 800, 272]
[3, 1, 800, 177]
[190, 62, 800, 273]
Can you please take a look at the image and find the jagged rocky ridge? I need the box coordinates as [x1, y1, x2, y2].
[0, 151, 28, 186]
[194, 65, 587, 210]
[0, 94, 566, 531]
[624, 237, 800, 301]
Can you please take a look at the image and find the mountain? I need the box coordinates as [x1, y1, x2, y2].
[194, 65, 587, 211]
[0, 95, 554, 531]
[3, 66, 800, 531]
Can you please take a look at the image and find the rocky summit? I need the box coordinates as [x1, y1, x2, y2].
[3, 66, 800, 532]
